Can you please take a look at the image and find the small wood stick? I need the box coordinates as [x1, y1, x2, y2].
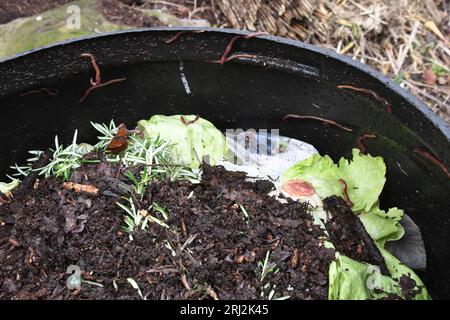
[146, 267, 178, 274]
[290, 248, 299, 269]
[356, 133, 377, 154]
[337, 85, 393, 113]
[0, 192, 13, 206]
[283, 114, 354, 132]
[62, 182, 99, 196]
[181, 218, 187, 238]
[220, 32, 268, 65]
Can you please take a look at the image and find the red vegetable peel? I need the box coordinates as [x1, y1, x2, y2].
[282, 180, 316, 197]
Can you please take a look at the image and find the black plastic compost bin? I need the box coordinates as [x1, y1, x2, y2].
[0, 27, 449, 299]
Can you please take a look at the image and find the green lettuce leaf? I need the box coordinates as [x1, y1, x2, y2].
[329, 253, 430, 300]
[281, 153, 342, 198]
[359, 207, 405, 247]
[379, 247, 430, 299]
[283, 150, 429, 300]
[338, 149, 386, 212]
[282, 149, 386, 212]
[137, 115, 227, 168]
[329, 254, 399, 300]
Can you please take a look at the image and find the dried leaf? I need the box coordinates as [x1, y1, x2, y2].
[423, 69, 437, 85]
[424, 21, 448, 43]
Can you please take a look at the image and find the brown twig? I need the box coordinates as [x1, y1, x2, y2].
[181, 218, 187, 238]
[40, 268, 48, 278]
[19, 88, 59, 97]
[356, 133, 377, 154]
[290, 248, 299, 269]
[146, 266, 179, 274]
[0, 192, 13, 206]
[220, 32, 268, 65]
[79, 53, 126, 103]
[413, 147, 450, 178]
[165, 30, 206, 44]
[62, 182, 99, 196]
[337, 85, 393, 113]
[283, 114, 354, 132]
[180, 115, 199, 125]
[338, 179, 354, 208]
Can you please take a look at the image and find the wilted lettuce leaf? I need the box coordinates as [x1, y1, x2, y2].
[137, 115, 227, 168]
[359, 207, 405, 247]
[338, 149, 386, 212]
[379, 247, 430, 299]
[328, 253, 430, 300]
[281, 153, 342, 199]
[282, 149, 385, 212]
[283, 150, 429, 300]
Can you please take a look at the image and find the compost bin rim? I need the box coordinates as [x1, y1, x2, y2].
[1, 26, 448, 139]
[1, 27, 450, 299]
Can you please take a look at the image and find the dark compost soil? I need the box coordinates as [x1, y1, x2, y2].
[1, 154, 390, 300]
[323, 196, 389, 275]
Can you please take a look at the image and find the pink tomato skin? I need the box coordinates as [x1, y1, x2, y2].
[282, 180, 315, 197]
